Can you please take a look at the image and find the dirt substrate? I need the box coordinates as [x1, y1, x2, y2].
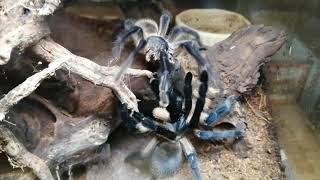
[188, 94, 284, 180]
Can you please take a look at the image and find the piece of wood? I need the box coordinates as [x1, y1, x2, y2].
[206, 25, 286, 94]
[0, 126, 54, 180]
[1, 38, 152, 123]
[0, 0, 54, 65]
[32, 38, 153, 111]
[0, 59, 65, 121]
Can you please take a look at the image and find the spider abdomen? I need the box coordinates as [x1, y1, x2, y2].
[150, 142, 183, 178]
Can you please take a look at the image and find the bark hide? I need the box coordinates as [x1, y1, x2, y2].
[206, 25, 286, 94]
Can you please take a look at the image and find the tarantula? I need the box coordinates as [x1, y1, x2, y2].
[113, 11, 222, 108]
[119, 68, 244, 180]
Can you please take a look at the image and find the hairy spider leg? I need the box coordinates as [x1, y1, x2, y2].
[132, 111, 177, 140]
[150, 70, 186, 130]
[118, 101, 138, 132]
[135, 19, 159, 36]
[181, 41, 223, 91]
[193, 128, 244, 141]
[166, 88, 184, 123]
[150, 72, 160, 99]
[158, 11, 171, 36]
[141, 137, 159, 157]
[183, 72, 193, 119]
[112, 25, 144, 60]
[125, 137, 159, 173]
[115, 39, 147, 81]
[150, 70, 184, 123]
[180, 137, 202, 180]
[158, 51, 171, 107]
[189, 71, 208, 128]
[119, 101, 178, 139]
[168, 26, 201, 45]
[171, 72, 193, 133]
[205, 95, 237, 126]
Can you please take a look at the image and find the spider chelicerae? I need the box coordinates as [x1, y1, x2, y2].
[119, 53, 244, 179]
[113, 11, 222, 108]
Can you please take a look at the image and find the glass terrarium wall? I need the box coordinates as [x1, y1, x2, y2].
[236, 0, 320, 131]
[235, 0, 320, 179]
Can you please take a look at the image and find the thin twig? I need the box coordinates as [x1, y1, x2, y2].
[244, 97, 269, 122]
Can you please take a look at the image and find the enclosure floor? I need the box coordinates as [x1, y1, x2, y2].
[79, 99, 282, 180]
[271, 104, 320, 180]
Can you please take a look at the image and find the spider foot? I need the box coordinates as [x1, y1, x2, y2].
[204, 95, 237, 126]
[194, 128, 244, 141]
[186, 153, 202, 180]
[180, 137, 202, 180]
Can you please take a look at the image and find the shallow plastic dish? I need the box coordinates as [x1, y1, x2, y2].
[176, 9, 251, 46]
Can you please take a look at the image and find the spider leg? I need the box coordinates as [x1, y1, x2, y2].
[171, 72, 193, 133]
[158, 51, 171, 107]
[180, 41, 223, 91]
[189, 71, 208, 128]
[184, 72, 193, 118]
[172, 39, 202, 50]
[112, 25, 144, 60]
[167, 88, 184, 122]
[194, 128, 244, 141]
[158, 11, 171, 36]
[168, 26, 201, 45]
[132, 111, 177, 140]
[179, 137, 202, 180]
[150, 71, 184, 124]
[118, 100, 177, 139]
[204, 95, 237, 126]
[118, 101, 140, 132]
[125, 137, 159, 172]
[141, 137, 159, 157]
[135, 18, 159, 36]
[114, 39, 147, 81]
[150, 72, 160, 98]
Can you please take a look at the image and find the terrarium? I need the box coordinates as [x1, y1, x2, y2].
[0, 0, 319, 180]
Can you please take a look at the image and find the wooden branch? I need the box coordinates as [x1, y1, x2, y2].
[32, 38, 153, 110]
[0, 39, 152, 121]
[0, 1, 50, 65]
[0, 126, 54, 180]
[36, 0, 61, 15]
[0, 60, 65, 121]
[0, 0, 60, 16]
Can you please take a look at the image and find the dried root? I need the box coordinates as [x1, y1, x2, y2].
[0, 126, 54, 180]
[32, 38, 153, 110]
[0, 38, 152, 121]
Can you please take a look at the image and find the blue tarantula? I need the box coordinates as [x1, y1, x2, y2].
[119, 61, 244, 179]
[113, 11, 222, 108]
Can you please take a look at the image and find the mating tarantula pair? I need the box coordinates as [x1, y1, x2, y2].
[119, 68, 244, 180]
[113, 11, 222, 108]
[114, 12, 244, 180]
